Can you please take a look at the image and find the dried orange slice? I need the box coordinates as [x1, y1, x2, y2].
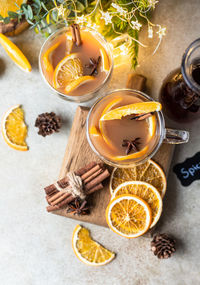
[100, 47, 110, 72]
[53, 53, 83, 89]
[110, 159, 166, 197]
[112, 181, 163, 228]
[65, 75, 94, 93]
[42, 41, 61, 73]
[106, 194, 152, 238]
[100, 102, 162, 121]
[0, 0, 25, 18]
[72, 225, 115, 266]
[0, 33, 31, 72]
[1, 105, 28, 151]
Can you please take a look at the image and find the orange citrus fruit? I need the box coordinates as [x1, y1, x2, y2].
[89, 126, 101, 136]
[100, 102, 162, 121]
[113, 145, 149, 161]
[72, 225, 115, 266]
[1, 105, 28, 151]
[112, 181, 163, 228]
[53, 53, 83, 89]
[0, 33, 31, 72]
[106, 194, 152, 238]
[110, 159, 166, 197]
[100, 47, 110, 72]
[42, 41, 61, 73]
[0, 0, 25, 18]
[65, 75, 95, 93]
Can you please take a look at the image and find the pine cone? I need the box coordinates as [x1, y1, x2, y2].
[35, 112, 62, 137]
[151, 233, 176, 259]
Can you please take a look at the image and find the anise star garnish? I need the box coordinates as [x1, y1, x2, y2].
[122, 138, 141, 155]
[66, 198, 89, 216]
[85, 56, 101, 76]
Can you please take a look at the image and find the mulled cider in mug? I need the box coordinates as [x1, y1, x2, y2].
[87, 89, 189, 167]
[39, 25, 113, 102]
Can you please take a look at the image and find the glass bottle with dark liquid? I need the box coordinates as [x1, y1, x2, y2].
[160, 39, 200, 122]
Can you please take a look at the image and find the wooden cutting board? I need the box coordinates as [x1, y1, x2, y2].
[53, 74, 175, 227]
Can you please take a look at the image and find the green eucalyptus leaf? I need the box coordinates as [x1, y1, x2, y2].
[27, 5, 33, 19]
[76, 2, 85, 12]
[4, 17, 10, 24]
[7, 11, 18, 19]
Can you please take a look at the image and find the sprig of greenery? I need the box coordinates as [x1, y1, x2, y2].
[0, 0, 163, 69]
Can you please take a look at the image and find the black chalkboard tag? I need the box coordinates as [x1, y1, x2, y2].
[173, 152, 200, 186]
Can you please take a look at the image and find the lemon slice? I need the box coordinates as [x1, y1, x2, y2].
[112, 181, 163, 228]
[110, 159, 167, 198]
[53, 53, 83, 89]
[65, 75, 95, 93]
[0, 33, 31, 72]
[1, 105, 28, 151]
[100, 102, 162, 121]
[106, 194, 152, 238]
[72, 225, 115, 266]
[100, 47, 110, 72]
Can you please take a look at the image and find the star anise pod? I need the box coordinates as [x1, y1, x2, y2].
[66, 198, 89, 216]
[122, 138, 141, 155]
[85, 56, 101, 76]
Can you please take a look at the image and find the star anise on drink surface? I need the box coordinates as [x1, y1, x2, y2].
[66, 198, 89, 216]
[122, 138, 141, 155]
[85, 56, 101, 75]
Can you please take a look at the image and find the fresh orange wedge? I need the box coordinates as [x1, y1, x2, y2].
[112, 181, 163, 228]
[65, 75, 95, 93]
[110, 159, 167, 198]
[0, 33, 31, 72]
[53, 53, 83, 89]
[42, 41, 61, 73]
[72, 225, 115, 266]
[106, 194, 152, 238]
[1, 105, 28, 151]
[0, 0, 24, 18]
[100, 102, 162, 121]
[100, 47, 110, 72]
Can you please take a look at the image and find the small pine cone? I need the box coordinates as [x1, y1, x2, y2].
[151, 233, 176, 259]
[35, 112, 62, 137]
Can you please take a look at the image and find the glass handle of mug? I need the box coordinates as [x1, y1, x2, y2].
[164, 128, 189, 144]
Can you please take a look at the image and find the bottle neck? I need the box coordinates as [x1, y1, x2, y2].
[181, 38, 200, 95]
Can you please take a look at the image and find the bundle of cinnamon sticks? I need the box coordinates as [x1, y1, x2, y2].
[44, 162, 110, 212]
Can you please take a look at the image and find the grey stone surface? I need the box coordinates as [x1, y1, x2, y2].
[0, 0, 200, 284]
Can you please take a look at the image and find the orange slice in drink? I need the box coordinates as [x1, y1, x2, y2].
[100, 47, 110, 72]
[0, 33, 31, 72]
[110, 159, 167, 198]
[1, 105, 28, 151]
[89, 126, 101, 136]
[53, 53, 83, 89]
[112, 181, 163, 228]
[42, 41, 61, 73]
[100, 102, 162, 121]
[72, 225, 115, 266]
[65, 75, 95, 93]
[113, 145, 149, 161]
[99, 97, 122, 148]
[0, 0, 24, 18]
[106, 194, 152, 238]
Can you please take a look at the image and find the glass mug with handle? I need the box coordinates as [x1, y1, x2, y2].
[86, 89, 189, 168]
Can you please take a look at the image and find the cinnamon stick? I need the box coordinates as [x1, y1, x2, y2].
[84, 169, 110, 190]
[74, 24, 82, 46]
[75, 161, 97, 176]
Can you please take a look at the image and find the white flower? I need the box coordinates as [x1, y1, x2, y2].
[148, 0, 159, 9]
[100, 11, 112, 25]
[111, 3, 126, 16]
[157, 26, 166, 38]
[57, 4, 66, 18]
[76, 15, 85, 24]
[131, 20, 142, 31]
[148, 26, 153, 38]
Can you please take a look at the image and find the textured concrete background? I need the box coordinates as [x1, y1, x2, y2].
[0, 0, 200, 284]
